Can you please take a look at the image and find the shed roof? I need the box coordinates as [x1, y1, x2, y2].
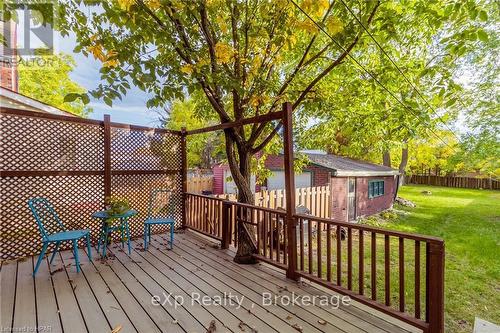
[304, 152, 399, 177]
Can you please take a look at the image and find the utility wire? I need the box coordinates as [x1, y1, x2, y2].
[288, 0, 455, 149]
[337, 0, 463, 144]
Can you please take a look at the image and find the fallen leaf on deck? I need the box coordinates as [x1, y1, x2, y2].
[286, 315, 293, 320]
[106, 290, 111, 293]
[110, 324, 122, 333]
[238, 321, 258, 333]
[206, 320, 216, 332]
[172, 319, 178, 324]
[50, 268, 64, 275]
[110, 306, 121, 311]
[318, 320, 326, 325]
[292, 323, 303, 332]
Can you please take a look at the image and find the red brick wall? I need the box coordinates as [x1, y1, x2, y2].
[355, 176, 397, 218]
[330, 177, 348, 221]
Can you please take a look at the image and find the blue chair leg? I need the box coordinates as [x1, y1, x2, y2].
[148, 225, 151, 243]
[120, 224, 125, 248]
[125, 222, 131, 255]
[144, 224, 148, 250]
[33, 242, 49, 276]
[49, 241, 60, 265]
[102, 233, 107, 258]
[73, 239, 80, 273]
[170, 224, 174, 249]
[97, 231, 102, 253]
[86, 233, 92, 261]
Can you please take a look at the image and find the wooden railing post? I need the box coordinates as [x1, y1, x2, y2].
[282, 102, 298, 280]
[103, 114, 111, 205]
[427, 241, 445, 333]
[181, 127, 187, 229]
[221, 201, 231, 249]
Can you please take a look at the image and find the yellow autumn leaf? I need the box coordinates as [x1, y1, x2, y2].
[87, 43, 106, 62]
[326, 16, 344, 35]
[297, 20, 318, 34]
[145, 0, 161, 10]
[103, 59, 119, 68]
[116, 0, 134, 11]
[180, 64, 194, 74]
[214, 42, 234, 64]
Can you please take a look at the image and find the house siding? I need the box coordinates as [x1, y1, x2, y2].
[212, 164, 226, 194]
[355, 176, 397, 218]
[264, 155, 330, 187]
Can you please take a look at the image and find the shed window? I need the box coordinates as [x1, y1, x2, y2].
[368, 180, 385, 198]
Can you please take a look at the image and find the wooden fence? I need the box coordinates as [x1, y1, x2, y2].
[187, 176, 213, 193]
[217, 186, 331, 218]
[407, 174, 499, 190]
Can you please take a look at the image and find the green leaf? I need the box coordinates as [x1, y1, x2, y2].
[479, 10, 488, 21]
[477, 29, 488, 42]
[64, 93, 80, 103]
[104, 96, 113, 107]
[81, 94, 90, 104]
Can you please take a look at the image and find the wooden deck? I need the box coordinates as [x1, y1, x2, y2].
[1, 230, 422, 333]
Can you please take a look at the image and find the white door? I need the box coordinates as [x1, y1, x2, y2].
[266, 171, 312, 190]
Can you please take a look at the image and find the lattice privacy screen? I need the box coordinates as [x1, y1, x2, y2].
[0, 111, 183, 260]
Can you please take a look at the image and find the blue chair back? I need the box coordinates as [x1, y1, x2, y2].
[147, 189, 174, 219]
[28, 198, 66, 240]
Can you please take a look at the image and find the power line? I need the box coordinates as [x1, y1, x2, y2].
[337, 0, 463, 144]
[288, 0, 456, 149]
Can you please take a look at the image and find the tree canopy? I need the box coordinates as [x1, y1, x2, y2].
[18, 53, 91, 117]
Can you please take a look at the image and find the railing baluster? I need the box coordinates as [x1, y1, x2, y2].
[308, 217, 313, 274]
[256, 209, 261, 255]
[284, 214, 288, 265]
[326, 223, 331, 281]
[276, 214, 280, 262]
[415, 240, 421, 319]
[263, 211, 268, 258]
[371, 232, 377, 300]
[300, 218, 304, 271]
[399, 237, 405, 312]
[348, 227, 352, 290]
[385, 235, 390, 306]
[337, 225, 342, 286]
[269, 213, 274, 261]
[359, 230, 364, 295]
[317, 221, 322, 278]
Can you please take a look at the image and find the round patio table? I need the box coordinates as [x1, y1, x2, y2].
[92, 209, 138, 257]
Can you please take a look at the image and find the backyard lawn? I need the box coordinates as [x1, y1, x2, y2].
[392, 185, 500, 332]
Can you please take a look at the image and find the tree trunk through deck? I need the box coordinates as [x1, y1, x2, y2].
[224, 131, 258, 264]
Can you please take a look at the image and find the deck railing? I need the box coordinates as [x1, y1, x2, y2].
[184, 192, 444, 333]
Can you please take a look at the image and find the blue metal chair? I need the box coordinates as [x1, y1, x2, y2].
[144, 189, 176, 250]
[28, 198, 92, 276]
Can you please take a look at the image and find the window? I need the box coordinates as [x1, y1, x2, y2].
[368, 180, 385, 198]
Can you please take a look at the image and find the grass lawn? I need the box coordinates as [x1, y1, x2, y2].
[391, 184, 500, 332]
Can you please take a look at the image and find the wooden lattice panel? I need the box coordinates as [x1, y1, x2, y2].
[0, 175, 104, 259]
[111, 173, 183, 238]
[110, 127, 182, 171]
[1, 114, 104, 171]
[1, 111, 184, 260]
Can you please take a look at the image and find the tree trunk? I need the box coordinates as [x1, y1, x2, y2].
[383, 150, 391, 167]
[398, 146, 408, 186]
[223, 130, 258, 264]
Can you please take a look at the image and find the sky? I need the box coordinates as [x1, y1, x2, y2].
[58, 32, 163, 127]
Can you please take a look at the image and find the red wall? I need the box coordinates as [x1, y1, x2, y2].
[355, 176, 397, 218]
[212, 164, 226, 194]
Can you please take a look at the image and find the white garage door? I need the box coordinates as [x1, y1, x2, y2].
[266, 171, 312, 190]
[223, 169, 257, 194]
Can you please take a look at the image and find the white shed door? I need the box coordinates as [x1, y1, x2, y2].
[266, 171, 312, 190]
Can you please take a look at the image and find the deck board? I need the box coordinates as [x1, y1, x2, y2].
[177, 231, 418, 333]
[3, 231, 420, 333]
[34, 255, 63, 333]
[1, 260, 17, 331]
[13, 258, 36, 331]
